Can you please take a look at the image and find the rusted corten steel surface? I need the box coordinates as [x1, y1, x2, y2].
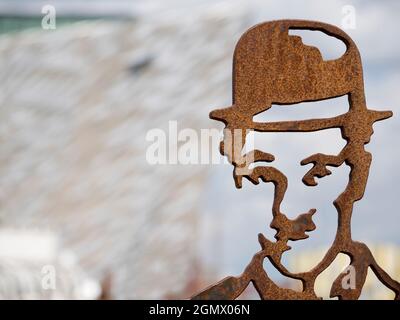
[191, 20, 400, 300]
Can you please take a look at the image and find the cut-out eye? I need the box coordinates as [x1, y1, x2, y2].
[301, 165, 332, 187]
[300, 153, 345, 187]
[288, 29, 347, 61]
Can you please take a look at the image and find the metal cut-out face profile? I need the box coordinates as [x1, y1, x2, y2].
[192, 20, 399, 300]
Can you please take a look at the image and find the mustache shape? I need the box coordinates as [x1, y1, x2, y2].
[270, 208, 317, 242]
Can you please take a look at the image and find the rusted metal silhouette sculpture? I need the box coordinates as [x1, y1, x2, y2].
[192, 20, 400, 300]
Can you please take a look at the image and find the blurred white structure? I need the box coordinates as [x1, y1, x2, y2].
[0, 228, 100, 299]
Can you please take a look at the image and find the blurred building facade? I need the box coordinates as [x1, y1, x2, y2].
[0, 1, 250, 298]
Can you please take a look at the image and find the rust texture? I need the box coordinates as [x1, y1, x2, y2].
[191, 20, 400, 300]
